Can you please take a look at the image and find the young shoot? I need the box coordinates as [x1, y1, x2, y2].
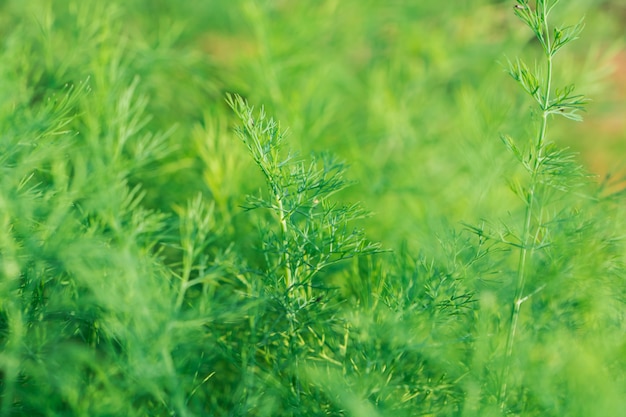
[497, 0, 588, 410]
[226, 94, 381, 305]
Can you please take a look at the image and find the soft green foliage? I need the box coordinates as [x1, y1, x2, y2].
[485, 0, 593, 410]
[227, 94, 380, 300]
[1, 0, 625, 416]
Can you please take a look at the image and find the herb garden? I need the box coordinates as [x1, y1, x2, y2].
[1, 0, 625, 416]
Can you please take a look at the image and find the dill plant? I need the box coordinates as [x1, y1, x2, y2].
[223, 94, 384, 412]
[458, 3, 626, 416]
[227, 93, 381, 304]
[497, 1, 587, 410]
[0, 3, 226, 416]
[459, 0, 617, 413]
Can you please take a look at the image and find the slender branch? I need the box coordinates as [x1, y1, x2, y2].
[499, 1, 554, 409]
[275, 191, 294, 291]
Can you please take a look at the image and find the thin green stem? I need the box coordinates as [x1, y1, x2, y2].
[499, 1, 554, 410]
[174, 251, 192, 311]
[175, 228, 196, 312]
[275, 192, 294, 292]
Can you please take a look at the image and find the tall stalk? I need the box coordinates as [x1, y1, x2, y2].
[498, 0, 586, 410]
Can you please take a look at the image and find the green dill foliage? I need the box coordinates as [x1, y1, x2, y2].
[227, 93, 380, 303]
[458, 1, 626, 415]
[499, 1, 588, 410]
[0, 3, 220, 416]
[1, 1, 625, 416]
[223, 94, 386, 414]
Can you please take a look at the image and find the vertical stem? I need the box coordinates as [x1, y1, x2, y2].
[499, 1, 553, 410]
[175, 230, 194, 312]
[275, 192, 294, 291]
[228, 95, 295, 295]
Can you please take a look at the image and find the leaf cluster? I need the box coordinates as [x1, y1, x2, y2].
[510, 1, 588, 121]
[513, 0, 584, 57]
[227, 94, 381, 303]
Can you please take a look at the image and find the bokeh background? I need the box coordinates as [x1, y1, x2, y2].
[3, 0, 623, 251]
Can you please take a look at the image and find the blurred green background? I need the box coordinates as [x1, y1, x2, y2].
[4, 0, 623, 252]
[175, 0, 626, 250]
